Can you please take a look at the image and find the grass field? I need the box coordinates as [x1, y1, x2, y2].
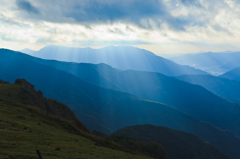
[0, 84, 150, 159]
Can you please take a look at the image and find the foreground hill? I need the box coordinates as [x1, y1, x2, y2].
[0, 80, 154, 159]
[20, 45, 207, 76]
[1, 49, 240, 158]
[170, 52, 240, 75]
[176, 74, 240, 104]
[29, 57, 240, 136]
[220, 67, 240, 81]
[112, 125, 230, 159]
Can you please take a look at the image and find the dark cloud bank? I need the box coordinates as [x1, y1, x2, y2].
[15, 0, 210, 31]
[16, 0, 39, 14]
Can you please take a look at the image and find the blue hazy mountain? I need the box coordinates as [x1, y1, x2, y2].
[20, 45, 208, 76]
[216, 58, 240, 74]
[169, 51, 240, 75]
[176, 74, 240, 104]
[1, 49, 240, 159]
[0, 48, 220, 134]
[220, 67, 240, 81]
[28, 57, 240, 136]
[20, 48, 36, 55]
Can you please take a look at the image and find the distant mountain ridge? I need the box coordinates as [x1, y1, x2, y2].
[20, 45, 208, 76]
[20, 48, 36, 55]
[176, 74, 240, 104]
[170, 51, 240, 75]
[220, 67, 240, 81]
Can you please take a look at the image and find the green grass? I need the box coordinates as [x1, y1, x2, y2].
[0, 101, 150, 159]
[0, 84, 24, 103]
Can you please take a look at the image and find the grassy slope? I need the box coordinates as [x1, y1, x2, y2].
[0, 83, 150, 159]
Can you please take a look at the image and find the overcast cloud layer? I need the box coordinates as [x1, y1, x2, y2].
[0, 0, 240, 54]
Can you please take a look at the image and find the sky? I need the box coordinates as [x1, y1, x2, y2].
[0, 0, 240, 54]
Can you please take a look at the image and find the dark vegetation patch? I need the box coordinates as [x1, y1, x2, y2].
[112, 125, 231, 159]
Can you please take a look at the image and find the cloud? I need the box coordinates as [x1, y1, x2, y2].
[10, 0, 231, 32]
[11, 0, 234, 33]
[12, 0, 182, 30]
[16, 0, 39, 14]
[68, 0, 167, 23]
[180, 0, 202, 7]
[72, 39, 152, 46]
[35, 37, 54, 44]
[0, 0, 240, 53]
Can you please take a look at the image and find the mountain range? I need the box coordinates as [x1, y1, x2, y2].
[1, 49, 240, 158]
[20, 45, 207, 77]
[25, 55, 240, 136]
[170, 52, 240, 75]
